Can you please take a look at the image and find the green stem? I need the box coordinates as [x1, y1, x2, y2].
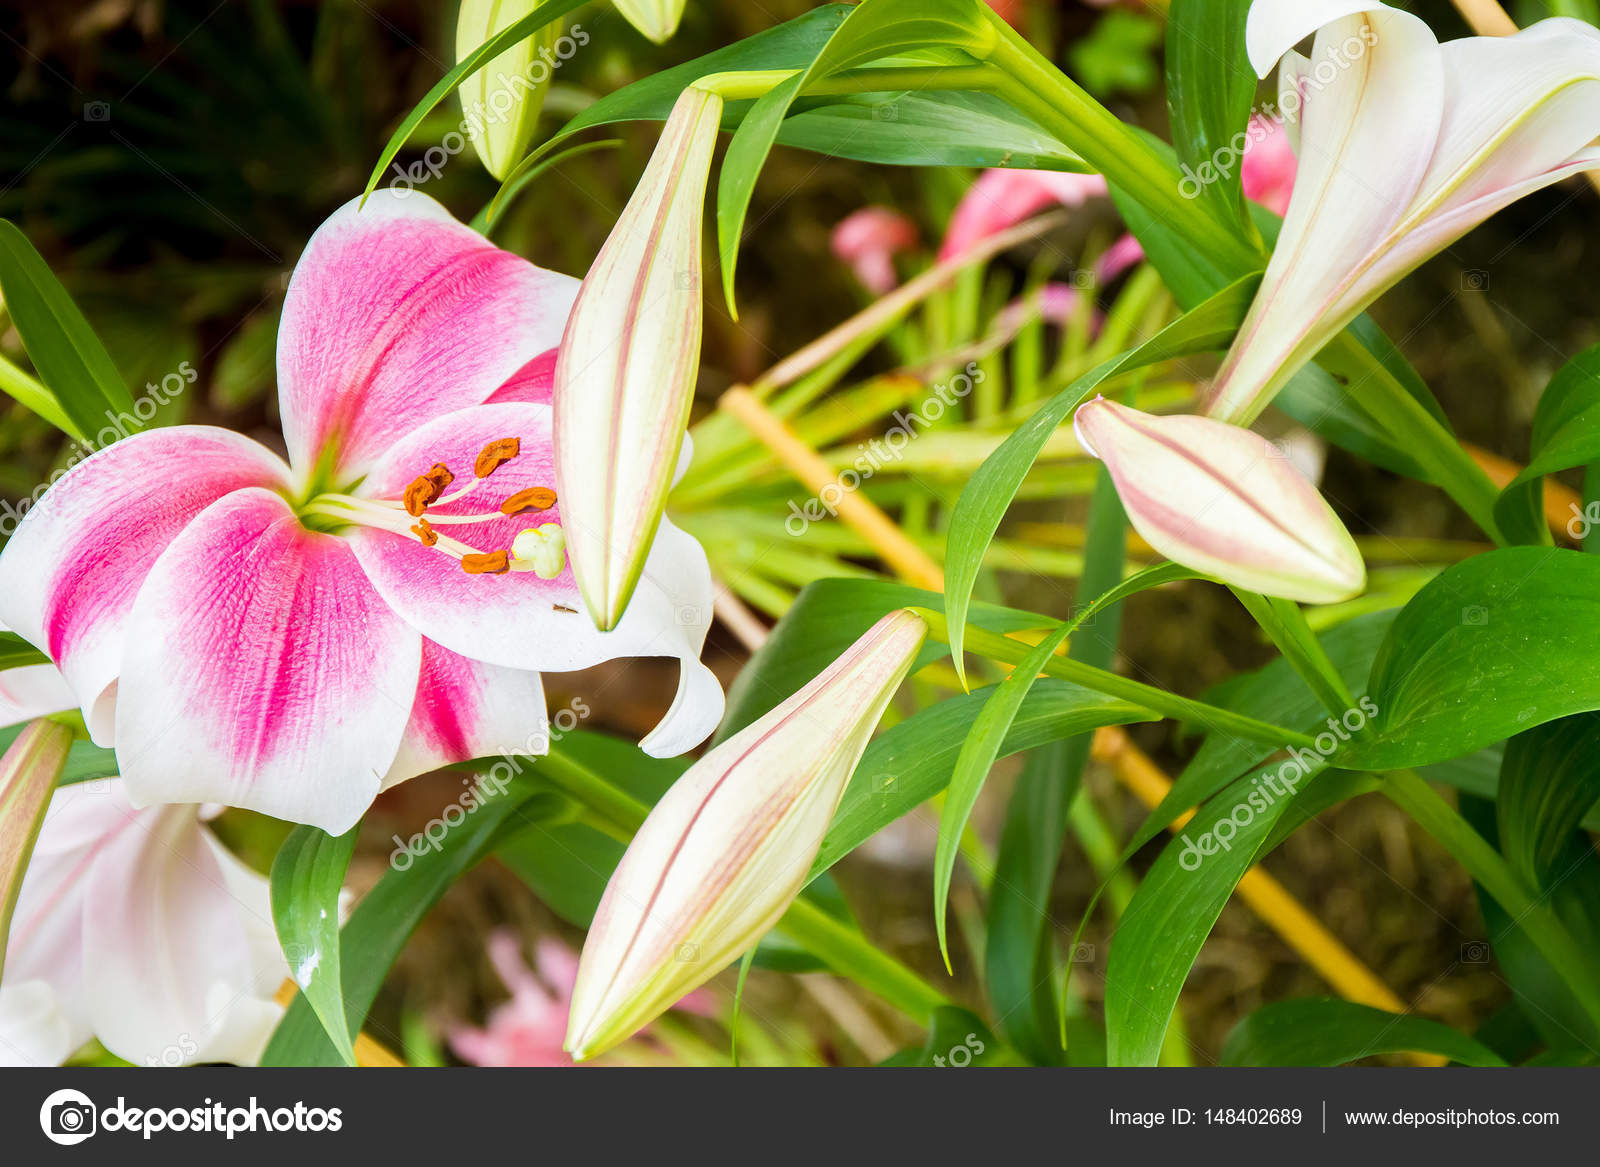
[1383, 768, 1600, 1029]
[531, 746, 953, 1027]
[919, 610, 1318, 749]
[978, 16, 1258, 276]
[1230, 589, 1354, 715]
[779, 896, 953, 1023]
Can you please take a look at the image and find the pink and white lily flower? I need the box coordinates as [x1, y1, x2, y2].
[0, 778, 289, 1067]
[1204, 0, 1600, 423]
[0, 191, 724, 834]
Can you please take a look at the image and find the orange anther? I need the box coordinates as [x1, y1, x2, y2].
[475, 437, 521, 478]
[500, 486, 557, 515]
[461, 550, 511, 575]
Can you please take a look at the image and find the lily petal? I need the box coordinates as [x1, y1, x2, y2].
[348, 401, 723, 758]
[1208, 5, 1443, 423]
[278, 189, 578, 482]
[81, 798, 285, 1065]
[0, 427, 291, 744]
[381, 640, 549, 791]
[0, 665, 78, 730]
[0, 980, 76, 1067]
[115, 488, 422, 833]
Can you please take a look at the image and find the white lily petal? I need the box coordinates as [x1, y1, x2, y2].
[1246, 0, 1395, 77]
[0, 980, 78, 1067]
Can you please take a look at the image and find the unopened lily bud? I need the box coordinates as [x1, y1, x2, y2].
[613, 0, 686, 44]
[564, 609, 927, 1060]
[455, 0, 563, 179]
[553, 85, 722, 631]
[1073, 398, 1365, 603]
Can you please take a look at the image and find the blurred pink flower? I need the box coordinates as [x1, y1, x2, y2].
[1094, 232, 1147, 284]
[831, 207, 920, 294]
[994, 282, 1102, 336]
[939, 170, 1108, 260]
[449, 930, 712, 1067]
[1238, 113, 1297, 217]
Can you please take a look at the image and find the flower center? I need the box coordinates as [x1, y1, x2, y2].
[299, 436, 566, 578]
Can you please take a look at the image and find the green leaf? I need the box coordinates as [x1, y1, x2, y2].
[555, 6, 852, 140]
[0, 633, 49, 671]
[932, 563, 1193, 967]
[1130, 610, 1394, 852]
[1495, 342, 1600, 545]
[261, 775, 543, 1065]
[269, 825, 360, 1067]
[715, 0, 997, 312]
[1229, 589, 1355, 714]
[361, 0, 589, 201]
[943, 272, 1263, 686]
[1164, 0, 1255, 231]
[1105, 765, 1378, 1065]
[0, 220, 133, 439]
[879, 1006, 1005, 1067]
[1498, 713, 1600, 889]
[985, 466, 1127, 1066]
[779, 90, 1084, 171]
[1344, 548, 1600, 770]
[812, 680, 1158, 876]
[1221, 999, 1507, 1067]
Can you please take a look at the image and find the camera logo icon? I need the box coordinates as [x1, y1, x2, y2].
[40, 1088, 97, 1145]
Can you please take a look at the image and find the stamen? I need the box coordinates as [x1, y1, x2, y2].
[461, 550, 511, 575]
[500, 486, 557, 516]
[425, 462, 454, 491]
[411, 518, 438, 547]
[475, 438, 521, 478]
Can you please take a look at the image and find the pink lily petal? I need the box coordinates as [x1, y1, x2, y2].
[1095, 233, 1145, 283]
[0, 428, 291, 745]
[277, 189, 578, 482]
[1239, 113, 1297, 216]
[81, 794, 284, 1065]
[0, 664, 78, 730]
[939, 169, 1108, 260]
[484, 348, 560, 406]
[114, 488, 422, 833]
[831, 207, 920, 294]
[347, 402, 723, 758]
[380, 640, 549, 792]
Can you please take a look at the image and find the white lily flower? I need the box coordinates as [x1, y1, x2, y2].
[1205, 0, 1600, 423]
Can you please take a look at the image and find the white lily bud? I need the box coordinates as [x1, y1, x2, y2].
[455, 0, 563, 180]
[553, 85, 722, 631]
[1073, 398, 1365, 603]
[564, 609, 927, 1060]
[613, 0, 687, 44]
